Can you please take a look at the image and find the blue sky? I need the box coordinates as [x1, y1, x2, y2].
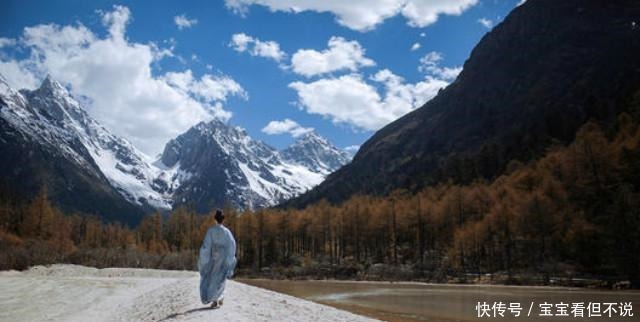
[0, 0, 523, 156]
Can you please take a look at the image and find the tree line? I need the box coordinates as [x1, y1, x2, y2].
[1, 114, 638, 288]
[232, 114, 639, 287]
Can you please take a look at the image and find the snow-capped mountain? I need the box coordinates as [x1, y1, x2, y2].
[0, 74, 148, 224]
[159, 120, 350, 211]
[0, 74, 351, 217]
[1, 74, 175, 211]
[281, 132, 351, 175]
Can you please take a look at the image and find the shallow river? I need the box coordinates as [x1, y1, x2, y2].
[238, 279, 639, 322]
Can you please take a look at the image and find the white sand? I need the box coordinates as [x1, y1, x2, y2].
[0, 265, 379, 322]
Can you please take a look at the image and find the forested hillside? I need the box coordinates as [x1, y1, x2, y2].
[3, 113, 638, 288]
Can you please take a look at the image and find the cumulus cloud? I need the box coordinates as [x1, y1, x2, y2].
[477, 17, 494, 29]
[174, 14, 198, 30]
[400, 1, 478, 28]
[262, 118, 314, 137]
[418, 51, 462, 81]
[291, 37, 375, 77]
[410, 42, 421, 51]
[288, 71, 448, 131]
[0, 5, 246, 155]
[289, 75, 382, 130]
[225, 0, 478, 31]
[229, 33, 286, 62]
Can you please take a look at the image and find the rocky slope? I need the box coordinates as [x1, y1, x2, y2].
[160, 121, 350, 212]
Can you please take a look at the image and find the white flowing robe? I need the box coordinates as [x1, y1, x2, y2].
[198, 224, 237, 304]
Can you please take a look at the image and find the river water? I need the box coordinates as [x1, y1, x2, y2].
[238, 279, 639, 321]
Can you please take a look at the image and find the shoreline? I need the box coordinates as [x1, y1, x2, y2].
[3, 263, 634, 291]
[0, 264, 380, 322]
[238, 277, 640, 293]
[239, 277, 640, 322]
[235, 271, 638, 291]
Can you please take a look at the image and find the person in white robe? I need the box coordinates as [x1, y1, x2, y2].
[198, 209, 237, 308]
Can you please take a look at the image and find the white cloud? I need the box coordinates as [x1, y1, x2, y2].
[230, 33, 252, 52]
[291, 37, 375, 77]
[418, 51, 462, 81]
[419, 51, 443, 66]
[163, 70, 247, 103]
[420, 32, 426, 37]
[0, 37, 16, 48]
[410, 42, 421, 51]
[0, 5, 246, 155]
[252, 40, 285, 61]
[229, 33, 286, 62]
[262, 118, 314, 137]
[400, 0, 478, 28]
[174, 14, 198, 30]
[0, 59, 39, 89]
[477, 17, 493, 29]
[225, 0, 478, 31]
[371, 68, 449, 118]
[517, 0, 527, 6]
[289, 74, 383, 130]
[288, 48, 460, 131]
[101, 5, 130, 38]
[289, 71, 448, 131]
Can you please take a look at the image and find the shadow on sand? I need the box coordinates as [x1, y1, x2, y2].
[158, 307, 214, 321]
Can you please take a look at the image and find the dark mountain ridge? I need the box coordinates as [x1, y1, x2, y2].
[286, 0, 640, 208]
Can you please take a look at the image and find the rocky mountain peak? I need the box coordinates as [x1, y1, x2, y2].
[158, 119, 350, 211]
[295, 131, 331, 146]
[0, 73, 148, 224]
[36, 75, 71, 99]
[282, 131, 351, 174]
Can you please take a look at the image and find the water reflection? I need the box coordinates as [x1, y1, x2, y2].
[238, 279, 640, 322]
